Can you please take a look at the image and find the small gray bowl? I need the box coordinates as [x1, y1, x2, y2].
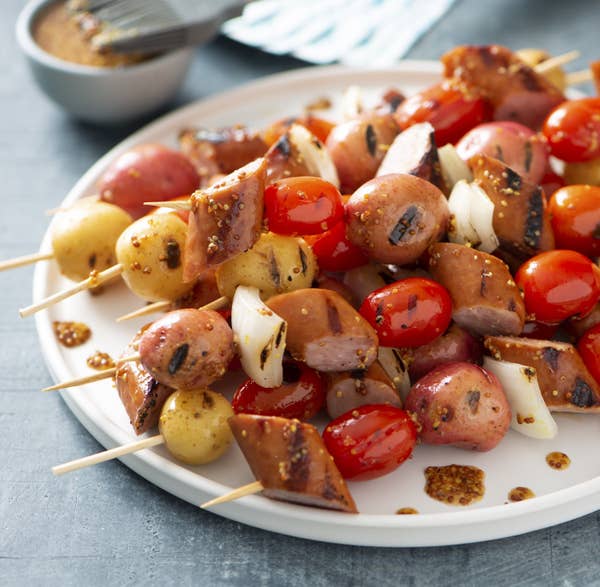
[16, 0, 194, 124]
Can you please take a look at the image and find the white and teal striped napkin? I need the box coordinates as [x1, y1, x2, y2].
[223, 0, 456, 66]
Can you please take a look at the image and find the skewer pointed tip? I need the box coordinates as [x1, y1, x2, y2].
[200, 480, 263, 509]
[144, 200, 191, 211]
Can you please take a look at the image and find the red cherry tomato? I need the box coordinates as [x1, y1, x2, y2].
[515, 250, 600, 324]
[540, 170, 565, 200]
[393, 81, 491, 147]
[577, 324, 600, 385]
[359, 278, 452, 347]
[548, 185, 600, 257]
[232, 360, 324, 420]
[543, 98, 600, 162]
[304, 220, 368, 271]
[264, 177, 344, 236]
[323, 404, 417, 481]
[262, 115, 335, 147]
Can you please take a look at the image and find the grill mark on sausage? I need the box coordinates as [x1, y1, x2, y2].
[269, 249, 282, 289]
[571, 378, 596, 407]
[326, 298, 343, 334]
[365, 124, 377, 157]
[298, 246, 308, 275]
[524, 141, 533, 172]
[285, 422, 310, 490]
[466, 390, 481, 414]
[168, 344, 189, 375]
[165, 240, 181, 269]
[542, 347, 560, 371]
[388, 205, 419, 245]
[505, 168, 522, 192]
[523, 187, 544, 250]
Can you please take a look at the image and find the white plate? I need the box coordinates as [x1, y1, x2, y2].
[33, 62, 600, 547]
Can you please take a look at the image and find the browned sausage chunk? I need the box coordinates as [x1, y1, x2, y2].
[325, 361, 402, 419]
[267, 288, 378, 372]
[405, 323, 483, 382]
[183, 158, 266, 282]
[139, 309, 234, 390]
[326, 112, 399, 192]
[404, 362, 511, 451]
[484, 336, 600, 413]
[346, 173, 449, 265]
[229, 414, 357, 513]
[428, 243, 525, 336]
[116, 325, 174, 435]
[441, 45, 565, 129]
[471, 154, 554, 260]
[179, 127, 267, 180]
[376, 122, 447, 193]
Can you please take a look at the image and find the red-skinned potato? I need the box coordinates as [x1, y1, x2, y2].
[405, 324, 483, 382]
[404, 362, 511, 451]
[98, 143, 200, 219]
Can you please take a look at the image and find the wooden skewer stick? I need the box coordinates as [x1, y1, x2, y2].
[52, 434, 164, 476]
[144, 200, 192, 211]
[534, 50, 580, 74]
[0, 251, 54, 272]
[116, 300, 171, 322]
[200, 481, 264, 509]
[116, 295, 229, 323]
[565, 69, 593, 86]
[19, 263, 123, 318]
[41, 353, 140, 392]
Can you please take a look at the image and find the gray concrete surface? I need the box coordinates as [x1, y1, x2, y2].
[1, 0, 600, 585]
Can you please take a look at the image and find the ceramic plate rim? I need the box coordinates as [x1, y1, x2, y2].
[33, 62, 600, 547]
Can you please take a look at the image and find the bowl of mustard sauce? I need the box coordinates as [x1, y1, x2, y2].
[16, 0, 194, 124]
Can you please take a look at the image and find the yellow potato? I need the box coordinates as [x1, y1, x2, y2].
[116, 212, 192, 302]
[564, 158, 600, 186]
[216, 232, 317, 300]
[159, 389, 234, 465]
[51, 198, 132, 282]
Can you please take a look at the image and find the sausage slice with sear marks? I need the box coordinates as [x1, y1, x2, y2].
[229, 414, 357, 513]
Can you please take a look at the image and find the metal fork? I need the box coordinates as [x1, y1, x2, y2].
[74, 0, 247, 53]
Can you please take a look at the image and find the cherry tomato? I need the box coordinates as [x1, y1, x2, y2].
[304, 220, 368, 271]
[262, 115, 335, 147]
[577, 324, 600, 385]
[540, 170, 565, 200]
[515, 250, 600, 324]
[521, 321, 559, 340]
[232, 360, 324, 420]
[393, 81, 491, 147]
[543, 98, 600, 162]
[359, 278, 452, 348]
[548, 185, 600, 257]
[322, 404, 417, 481]
[264, 177, 344, 236]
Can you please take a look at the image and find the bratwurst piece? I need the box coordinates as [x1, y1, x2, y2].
[267, 288, 378, 372]
[404, 362, 511, 451]
[428, 243, 525, 336]
[484, 336, 600, 412]
[229, 414, 357, 513]
[115, 326, 174, 435]
[139, 309, 234, 390]
[346, 173, 449, 265]
[441, 45, 565, 129]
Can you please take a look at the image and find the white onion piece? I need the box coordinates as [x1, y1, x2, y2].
[342, 85, 364, 120]
[342, 264, 388, 304]
[448, 180, 479, 246]
[231, 285, 287, 388]
[468, 182, 499, 253]
[438, 144, 473, 189]
[483, 357, 558, 439]
[288, 124, 340, 188]
[377, 347, 411, 401]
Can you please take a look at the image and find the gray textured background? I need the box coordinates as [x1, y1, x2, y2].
[2, 0, 600, 585]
